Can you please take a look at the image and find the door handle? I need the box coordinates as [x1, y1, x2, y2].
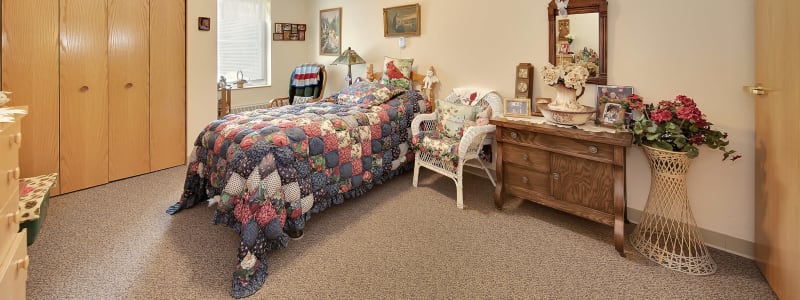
[743, 84, 770, 96]
[125, 82, 134, 89]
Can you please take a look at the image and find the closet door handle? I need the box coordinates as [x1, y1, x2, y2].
[125, 82, 134, 88]
[80, 85, 89, 92]
[17, 256, 29, 271]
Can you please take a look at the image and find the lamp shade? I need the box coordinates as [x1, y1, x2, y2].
[332, 47, 366, 66]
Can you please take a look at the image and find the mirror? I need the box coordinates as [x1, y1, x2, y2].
[548, 0, 608, 85]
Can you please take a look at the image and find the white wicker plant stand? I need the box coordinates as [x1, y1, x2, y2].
[629, 145, 717, 275]
[411, 91, 503, 209]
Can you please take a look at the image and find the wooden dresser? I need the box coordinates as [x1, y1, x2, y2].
[0, 107, 29, 299]
[490, 117, 631, 256]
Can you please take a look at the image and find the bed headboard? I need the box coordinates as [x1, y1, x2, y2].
[365, 63, 436, 104]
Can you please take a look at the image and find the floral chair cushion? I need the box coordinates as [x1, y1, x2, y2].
[380, 56, 414, 90]
[435, 99, 481, 139]
[334, 81, 405, 105]
[411, 131, 461, 167]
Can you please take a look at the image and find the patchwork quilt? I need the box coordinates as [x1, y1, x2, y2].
[167, 90, 427, 298]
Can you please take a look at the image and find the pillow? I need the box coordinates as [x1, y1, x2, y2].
[435, 99, 482, 139]
[334, 81, 404, 105]
[380, 56, 414, 90]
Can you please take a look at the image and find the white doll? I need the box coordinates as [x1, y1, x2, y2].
[422, 67, 439, 89]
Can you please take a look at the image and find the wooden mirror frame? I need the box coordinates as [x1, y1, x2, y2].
[548, 0, 608, 85]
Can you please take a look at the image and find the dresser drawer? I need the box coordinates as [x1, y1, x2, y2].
[0, 231, 28, 300]
[503, 163, 551, 197]
[500, 128, 614, 162]
[0, 190, 21, 255]
[0, 121, 21, 180]
[502, 144, 550, 173]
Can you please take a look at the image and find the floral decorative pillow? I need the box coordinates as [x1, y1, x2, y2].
[334, 81, 404, 105]
[435, 100, 481, 139]
[380, 56, 414, 90]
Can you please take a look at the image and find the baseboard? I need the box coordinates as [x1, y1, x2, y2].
[626, 208, 754, 259]
[463, 164, 755, 260]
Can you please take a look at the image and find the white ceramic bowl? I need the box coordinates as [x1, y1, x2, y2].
[537, 103, 595, 126]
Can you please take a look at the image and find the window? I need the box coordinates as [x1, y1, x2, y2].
[217, 0, 270, 85]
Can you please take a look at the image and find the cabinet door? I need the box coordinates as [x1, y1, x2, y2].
[108, 0, 150, 181]
[1, 0, 61, 194]
[150, 0, 186, 171]
[551, 153, 614, 214]
[59, 0, 109, 193]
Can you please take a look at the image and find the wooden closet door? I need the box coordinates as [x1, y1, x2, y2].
[1, 1, 61, 194]
[59, 0, 109, 193]
[150, 0, 186, 171]
[108, 0, 150, 181]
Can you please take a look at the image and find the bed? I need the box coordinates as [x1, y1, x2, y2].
[166, 64, 436, 298]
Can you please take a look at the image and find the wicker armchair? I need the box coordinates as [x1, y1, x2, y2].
[411, 89, 503, 209]
[268, 64, 327, 108]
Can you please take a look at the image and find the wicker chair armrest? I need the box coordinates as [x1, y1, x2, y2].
[458, 124, 496, 158]
[411, 113, 438, 135]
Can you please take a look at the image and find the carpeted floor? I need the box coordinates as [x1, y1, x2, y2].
[26, 166, 775, 299]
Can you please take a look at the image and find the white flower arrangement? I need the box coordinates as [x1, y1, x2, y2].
[539, 63, 590, 90]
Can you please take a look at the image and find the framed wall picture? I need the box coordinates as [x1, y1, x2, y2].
[274, 23, 307, 41]
[503, 98, 531, 117]
[383, 4, 421, 37]
[320, 8, 342, 55]
[198, 17, 211, 31]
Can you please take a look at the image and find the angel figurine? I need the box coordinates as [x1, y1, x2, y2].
[423, 67, 438, 89]
[556, 0, 569, 17]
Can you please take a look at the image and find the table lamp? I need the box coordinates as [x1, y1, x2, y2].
[332, 47, 366, 85]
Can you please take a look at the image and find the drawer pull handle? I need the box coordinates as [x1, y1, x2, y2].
[588, 146, 598, 154]
[522, 176, 529, 184]
[510, 131, 518, 139]
[125, 82, 134, 88]
[6, 211, 21, 225]
[522, 153, 529, 161]
[13, 133, 22, 146]
[17, 255, 30, 271]
[8, 167, 20, 181]
[80, 85, 89, 92]
[552, 172, 560, 180]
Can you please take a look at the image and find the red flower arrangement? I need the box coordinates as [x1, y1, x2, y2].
[631, 95, 740, 161]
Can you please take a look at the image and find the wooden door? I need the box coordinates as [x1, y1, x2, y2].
[754, 0, 800, 298]
[108, 0, 150, 181]
[149, 0, 186, 171]
[1, 1, 61, 194]
[59, 0, 109, 193]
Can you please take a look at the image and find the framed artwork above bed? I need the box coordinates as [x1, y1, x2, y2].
[383, 4, 420, 37]
[319, 8, 342, 56]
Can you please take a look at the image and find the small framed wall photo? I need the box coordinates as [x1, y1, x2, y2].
[198, 17, 211, 31]
[384, 4, 421, 37]
[273, 33, 283, 41]
[503, 98, 532, 117]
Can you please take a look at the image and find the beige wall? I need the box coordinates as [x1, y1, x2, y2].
[307, 0, 756, 245]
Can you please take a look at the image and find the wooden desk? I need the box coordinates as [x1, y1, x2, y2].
[490, 117, 631, 256]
